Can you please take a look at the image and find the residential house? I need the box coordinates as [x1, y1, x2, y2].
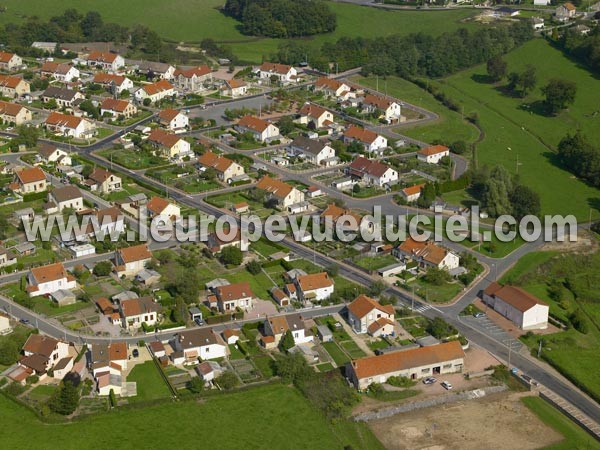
[37, 143, 71, 166]
[220, 79, 247, 97]
[115, 193, 147, 219]
[196, 360, 223, 382]
[314, 77, 351, 99]
[170, 328, 227, 363]
[0, 51, 22, 71]
[119, 296, 161, 329]
[197, 151, 245, 183]
[394, 238, 460, 271]
[321, 203, 363, 232]
[134, 79, 175, 104]
[11, 167, 47, 194]
[0, 101, 32, 125]
[255, 175, 305, 210]
[0, 247, 16, 268]
[85, 51, 125, 71]
[26, 262, 76, 297]
[47, 185, 84, 213]
[215, 281, 255, 313]
[222, 329, 240, 345]
[86, 168, 122, 194]
[343, 125, 388, 154]
[295, 272, 334, 303]
[400, 184, 424, 203]
[92, 73, 134, 94]
[556, 2, 576, 20]
[146, 196, 181, 221]
[362, 94, 402, 122]
[173, 65, 213, 92]
[531, 17, 545, 30]
[298, 103, 335, 129]
[45, 112, 96, 139]
[235, 115, 280, 142]
[40, 61, 79, 82]
[158, 108, 189, 132]
[347, 294, 395, 336]
[483, 282, 550, 330]
[347, 340, 465, 390]
[270, 287, 290, 307]
[148, 341, 166, 358]
[0, 74, 30, 98]
[417, 145, 450, 164]
[258, 62, 297, 83]
[136, 61, 176, 80]
[96, 297, 121, 325]
[347, 156, 398, 187]
[264, 314, 313, 346]
[114, 244, 153, 278]
[147, 128, 192, 159]
[206, 231, 250, 254]
[100, 98, 138, 119]
[42, 86, 85, 109]
[90, 342, 128, 377]
[19, 334, 69, 377]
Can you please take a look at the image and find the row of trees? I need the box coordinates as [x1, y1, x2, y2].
[557, 133, 600, 189]
[223, 0, 336, 38]
[556, 27, 600, 75]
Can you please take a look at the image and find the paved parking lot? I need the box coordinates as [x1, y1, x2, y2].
[461, 315, 523, 352]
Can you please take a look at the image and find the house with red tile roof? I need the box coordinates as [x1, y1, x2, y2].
[0, 74, 30, 98]
[0, 51, 22, 71]
[197, 151, 244, 183]
[26, 262, 76, 297]
[37, 143, 71, 166]
[170, 328, 227, 363]
[134, 79, 175, 104]
[158, 108, 189, 132]
[235, 115, 280, 142]
[298, 102, 335, 129]
[100, 98, 137, 119]
[394, 238, 460, 271]
[556, 2, 576, 20]
[18, 334, 69, 378]
[417, 145, 450, 164]
[119, 296, 161, 330]
[215, 281, 255, 313]
[295, 272, 334, 303]
[114, 244, 153, 278]
[92, 73, 134, 93]
[12, 167, 47, 194]
[343, 125, 388, 154]
[347, 294, 395, 336]
[482, 282, 549, 329]
[40, 61, 79, 82]
[264, 313, 313, 346]
[347, 156, 398, 187]
[255, 175, 305, 210]
[362, 93, 402, 122]
[399, 183, 425, 203]
[85, 51, 125, 71]
[146, 196, 180, 220]
[0, 100, 31, 125]
[86, 168, 122, 194]
[258, 62, 297, 83]
[173, 65, 213, 92]
[314, 77, 351, 99]
[45, 111, 96, 139]
[347, 340, 465, 390]
[147, 128, 192, 159]
[220, 79, 247, 97]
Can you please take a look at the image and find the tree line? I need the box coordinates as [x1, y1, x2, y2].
[555, 27, 600, 75]
[557, 133, 600, 189]
[223, 0, 336, 38]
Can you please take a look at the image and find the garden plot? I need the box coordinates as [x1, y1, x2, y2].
[229, 359, 261, 383]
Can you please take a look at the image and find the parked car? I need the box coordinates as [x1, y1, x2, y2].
[441, 381, 452, 390]
[474, 312, 486, 318]
[195, 318, 205, 326]
[132, 349, 139, 358]
[19, 318, 30, 325]
[422, 377, 437, 385]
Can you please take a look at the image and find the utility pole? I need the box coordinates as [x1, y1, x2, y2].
[538, 339, 543, 358]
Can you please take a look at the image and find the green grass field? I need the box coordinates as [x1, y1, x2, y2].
[127, 361, 172, 402]
[322, 341, 350, 366]
[522, 396, 600, 450]
[0, 384, 383, 449]
[0, 1, 477, 61]
[436, 38, 600, 220]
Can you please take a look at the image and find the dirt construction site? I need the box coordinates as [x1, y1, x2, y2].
[369, 392, 563, 450]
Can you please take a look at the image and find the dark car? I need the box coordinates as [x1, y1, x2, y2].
[195, 318, 204, 326]
[422, 377, 437, 385]
[132, 349, 139, 358]
[19, 318, 30, 325]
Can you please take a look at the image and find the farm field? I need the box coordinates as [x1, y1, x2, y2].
[0, 1, 478, 61]
[0, 384, 383, 450]
[435, 38, 600, 220]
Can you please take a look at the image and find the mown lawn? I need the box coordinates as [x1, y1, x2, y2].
[521, 396, 600, 450]
[437, 38, 600, 220]
[323, 341, 350, 366]
[127, 361, 172, 402]
[0, 384, 383, 449]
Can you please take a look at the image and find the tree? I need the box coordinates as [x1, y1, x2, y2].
[277, 115, 295, 135]
[279, 329, 295, 352]
[326, 264, 339, 277]
[0, 212, 8, 240]
[426, 317, 457, 339]
[220, 246, 243, 266]
[450, 140, 467, 155]
[15, 125, 40, 148]
[423, 267, 451, 286]
[0, 339, 19, 365]
[510, 184, 541, 219]
[143, 98, 151, 107]
[368, 280, 386, 297]
[93, 261, 112, 277]
[215, 371, 240, 390]
[48, 380, 79, 415]
[486, 55, 507, 82]
[274, 352, 313, 384]
[78, 100, 100, 120]
[518, 65, 537, 97]
[542, 79, 577, 115]
[188, 376, 205, 393]
[246, 260, 262, 275]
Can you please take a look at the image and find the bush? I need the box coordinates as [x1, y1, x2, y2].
[569, 309, 589, 334]
[215, 371, 239, 390]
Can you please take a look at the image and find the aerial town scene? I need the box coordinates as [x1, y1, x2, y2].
[0, 0, 599, 448]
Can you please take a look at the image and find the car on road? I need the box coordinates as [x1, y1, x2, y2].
[195, 318, 205, 326]
[422, 377, 437, 385]
[474, 312, 486, 318]
[441, 381, 452, 390]
[132, 349, 139, 358]
[19, 318, 30, 325]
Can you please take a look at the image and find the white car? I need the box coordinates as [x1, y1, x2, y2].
[441, 381, 453, 390]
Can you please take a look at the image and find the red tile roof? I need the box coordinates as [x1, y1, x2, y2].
[117, 244, 152, 264]
[297, 272, 333, 291]
[260, 62, 292, 75]
[15, 167, 46, 184]
[141, 79, 173, 96]
[29, 262, 70, 284]
[148, 128, 182, 148]
[344, 125, 379, 144]
[45, 112, 84, 129]
[101, 98, 131, 113]
[87, 51, 119, 63]
[237, 115, 272, 133]
[418, 145, 449, 157]
[216, 282, 254, 301]
[255, 175, 294, 199]
[347, 294, 394, 319]
[348, 156, 392, 178]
